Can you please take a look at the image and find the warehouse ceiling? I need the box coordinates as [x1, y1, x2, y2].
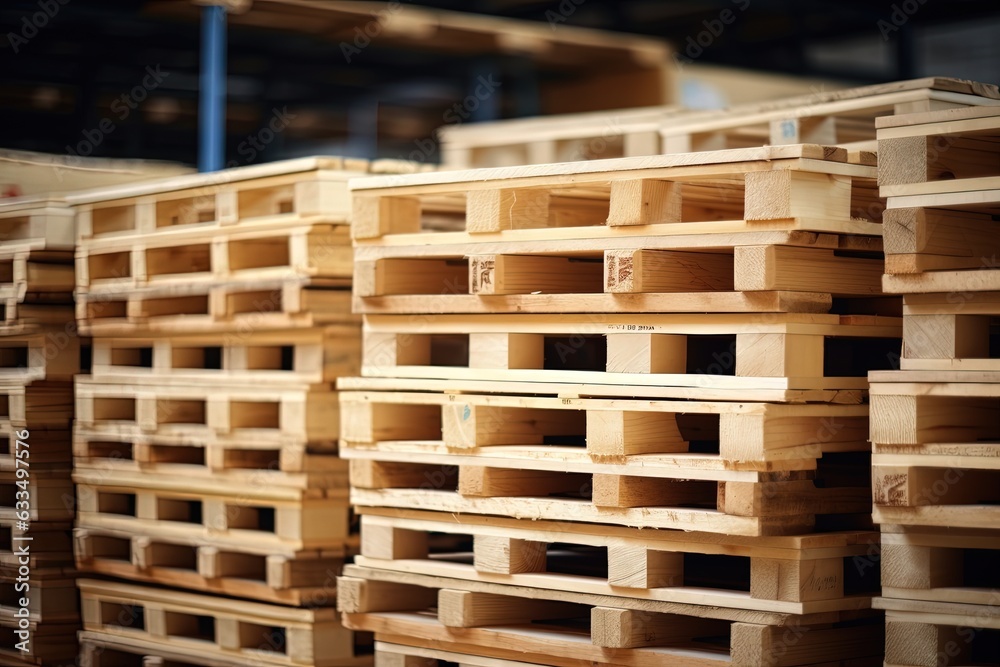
[1, 0, 998, 166]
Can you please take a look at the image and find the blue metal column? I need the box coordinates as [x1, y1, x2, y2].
[199, 5, 227, 172]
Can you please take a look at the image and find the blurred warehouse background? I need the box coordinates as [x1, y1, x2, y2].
[1, 0, 998, 166]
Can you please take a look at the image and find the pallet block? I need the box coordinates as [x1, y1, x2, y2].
[876, 602, 1000, 667]
[79, 579, 369, 667]
[350, 510, 878, 614]
[879, 525, 1000, 609]
[338, 568, 884, 667]
[898, 292, 1000, 371]
[360, 313, 900, 402]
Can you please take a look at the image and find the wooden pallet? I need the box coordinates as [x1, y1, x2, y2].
[660, 78, 1000, 156]
[348, 455, 870, 537]
[69, 156, 428, 242]
[79, 579, 370, 667]
[0, 330, 81, 384]
[338, 567, 884, 667]
[372, 639, 879, 667]
[353, 145, 881, 242]
[76, 277, 355, 336]
[879, 525, 1000, 609]
[870, 371, 1000, 530]
[350, 615, 883, 667]
[73, 468, 351, 557]
[0, 470, 73, 523]
[0, 380, 73, 429]
[898, 292, 1000, 371]
[374, 641, 578, 667]
[340, 387, 871, 467]
[79, 636, 362, 667]
[355, 231, 892, 316]
[75, 376, 341, 447]
[89, 327, 360, 385]
[77, 222, 352, 296]
[74, 426, 346, 476]
[74, 438, 346, 486]
[0, 518, 73, 572]
[0, 300, 74, 332]
[0, 197, 75, 254]
[439, 78, 1000, 168]
[0, 250, 74, 300]
[0, 617, 79, 666]
[0, 428, 71, 470]
[875, 602, 1000, 666]
[73, 432, 342, 479]
[878, 106, 1000, 295]
[440, 105, 680, 168]
[0, 574, 78, 624]
[74, 526, 343, 607]
[350, 509, 878, 614]
[359, 313, 901, 402]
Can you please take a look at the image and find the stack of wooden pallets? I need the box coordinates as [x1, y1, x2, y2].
[337, 145, 903, 666]
[871, 106, 1000, 665]
[67, 157, 428, 667]
[439, 78, 1000, 168]
[0, 198, 82, 666]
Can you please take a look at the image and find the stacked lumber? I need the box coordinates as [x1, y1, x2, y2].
[439, 77, 1000, 168]
[337, 145, 901, 666]
[0, 198, 81, 666]
[68, 157, 428, 667]
[871, 106, 1000, 665]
